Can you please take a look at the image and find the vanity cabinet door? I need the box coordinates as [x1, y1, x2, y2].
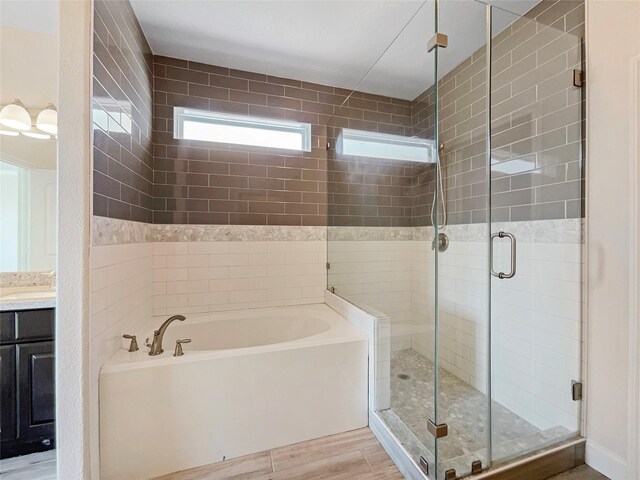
[16, 342, 55, 447]
[0, 345, 17, 443]
[0, 312, 16, 344]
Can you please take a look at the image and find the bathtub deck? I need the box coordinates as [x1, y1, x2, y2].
[153, 427, 403, 480]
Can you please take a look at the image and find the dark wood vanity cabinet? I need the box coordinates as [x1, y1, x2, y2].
[0, 308, 55, 458]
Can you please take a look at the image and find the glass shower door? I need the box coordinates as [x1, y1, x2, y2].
[432, 1, 492, 478]
[431, 0, 584, 476]
[488, 2, 584, 465]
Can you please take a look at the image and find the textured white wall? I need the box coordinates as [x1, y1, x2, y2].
[56, 0, 92, 478]
[585, 1, 640, 478]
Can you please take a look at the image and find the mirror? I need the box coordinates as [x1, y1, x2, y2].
[0, 1, 58, 274]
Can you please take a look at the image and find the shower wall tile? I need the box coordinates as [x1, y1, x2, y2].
[409, 0, 585, 226]
[92, 0, 154, 222]
[153, 57, 413, 226]
[327, 218, 582, 431]
[409, 220, 582, 431]
[89, 241, 154, 478]
[93, 0, 583, 230]
[326, 97, 414, 227]
[327, 239, 415, 352]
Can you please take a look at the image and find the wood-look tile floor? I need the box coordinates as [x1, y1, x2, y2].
[0, 437, 610, 480]
[547, 464, 610, 480]
[153, 427, 404, 480]
[153, 425, 613, 480]
[0, 450, 56, 480]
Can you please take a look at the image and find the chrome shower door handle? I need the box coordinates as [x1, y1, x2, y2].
[490, 231, 516, 279]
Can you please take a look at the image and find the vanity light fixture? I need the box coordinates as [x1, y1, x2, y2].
[21, 128, 51, 140]
[0, 129, 19, 137]
[0, 99, 31, 131]
[36, 104, 58, 134]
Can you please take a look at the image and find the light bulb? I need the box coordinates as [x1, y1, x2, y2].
[0, 100, 31, 131]
[36, 104, 57, 135]
[0, 129, 19, 137]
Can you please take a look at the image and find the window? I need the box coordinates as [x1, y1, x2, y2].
[0, 160, 27, 271]
[337, 128, 435, 163]
[174, 107, 312, 152]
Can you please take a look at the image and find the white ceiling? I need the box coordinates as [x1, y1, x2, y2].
[131, 0, 539, 100]
[0, 0, 58, 34]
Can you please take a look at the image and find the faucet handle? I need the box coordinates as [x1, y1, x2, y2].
[145, 330, 159, 348]
[174, 338, 191, 357]
[122, 334, 139, 352]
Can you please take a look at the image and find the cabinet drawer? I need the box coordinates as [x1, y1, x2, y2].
[14, 310, 55, 342]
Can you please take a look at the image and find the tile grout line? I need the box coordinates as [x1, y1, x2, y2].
[359, 447, 375, 473]
[268, 449, 275, 474]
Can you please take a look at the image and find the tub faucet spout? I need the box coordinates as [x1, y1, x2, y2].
[147, 315, 186, 356]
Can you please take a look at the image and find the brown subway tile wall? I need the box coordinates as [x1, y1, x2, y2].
[93, 0, 154, 222]
[326, 97, 415, 227]
[153, 57, 329, 226]
[93, 0, 583, 227]
[409, 0, 585, 226]
[153, 57, 413, 226]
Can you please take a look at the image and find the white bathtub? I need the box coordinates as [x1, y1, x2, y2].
[99, 303, 368, 480]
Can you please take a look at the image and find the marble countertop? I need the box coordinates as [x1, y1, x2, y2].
[0, 286, 56, 311]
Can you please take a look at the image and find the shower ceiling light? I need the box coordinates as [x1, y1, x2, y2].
[36, 104, 57, 135]
[0, 100, 31, 131]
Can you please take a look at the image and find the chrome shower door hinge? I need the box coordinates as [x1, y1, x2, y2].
[444, 468, 457, 480]
[573, 69, 584, 87]
[572, 380, 583, 401]
[471, 460, 483, 474]
[427, 419, 448, 438]
[419, 456, 429, 475]
[427, 32, 448, 52]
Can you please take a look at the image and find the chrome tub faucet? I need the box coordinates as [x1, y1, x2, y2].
[146, 315, 186, 356]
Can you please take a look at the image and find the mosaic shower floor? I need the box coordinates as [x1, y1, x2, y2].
[379, 349, 573, 477]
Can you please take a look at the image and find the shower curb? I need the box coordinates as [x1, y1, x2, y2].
[370, 409, 585, 480]
[462, 438, 585, 480]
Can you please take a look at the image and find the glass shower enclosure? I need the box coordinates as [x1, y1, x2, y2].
[326, 0, 584, 478]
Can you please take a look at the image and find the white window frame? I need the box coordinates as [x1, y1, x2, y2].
[174, 107, 312, 152]
[0, 159, 29, 270]
[337, 128, 436, 163]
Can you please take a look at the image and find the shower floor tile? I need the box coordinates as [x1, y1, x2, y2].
[379, 349, 572, 476]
